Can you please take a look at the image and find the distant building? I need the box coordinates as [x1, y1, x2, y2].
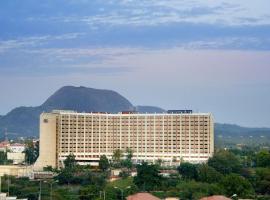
[7, 152, 25, 164]
[9, 143, 25, 153]
[34, 110, 214, 170]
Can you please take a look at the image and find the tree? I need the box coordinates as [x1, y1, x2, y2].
[221, 174, 254, 198]
[0, 151, 8, 164]
[64, 154, 77, 169]
[254, 168, 270, 195]
[126, 148, 133, 160]
[24, 140, 39, 164]
[121, 148, 133, 171]
[79, 185, 99, 200]
[197, 164, 223, 183]
[99, 155, 110, 172]
[177, 162, 198, 180]
[177, 181, 224, 200]
[112, 149, 123, 168]
[134, 162, 163, 191]
[208, 150, 241, 174]
[56, 154, 78, 184]
[256, 150, 270, 167]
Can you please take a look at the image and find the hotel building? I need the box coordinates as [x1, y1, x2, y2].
[34, 110, 214, 170]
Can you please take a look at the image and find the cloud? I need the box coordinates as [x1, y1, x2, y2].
[0, 33, 83, 53]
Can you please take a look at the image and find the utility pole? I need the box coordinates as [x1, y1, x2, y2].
[38, 180, 42, 200]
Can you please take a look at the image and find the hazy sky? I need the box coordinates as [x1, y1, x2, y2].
[0, 0, 270, 127]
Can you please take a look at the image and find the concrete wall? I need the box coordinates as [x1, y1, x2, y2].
[34, 113, 57, 170]
[7, 153, 25, 164]
[0, 165, 32, 177]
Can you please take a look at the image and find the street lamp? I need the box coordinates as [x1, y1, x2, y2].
[38, 180, 42, 200]
[44, 180, 59, 200]
[114, 186, 131, 200]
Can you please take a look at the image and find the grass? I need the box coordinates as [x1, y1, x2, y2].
[106, 177, 134, 189]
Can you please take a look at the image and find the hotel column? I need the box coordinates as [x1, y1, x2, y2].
[136, 116, 139, 162]
[120, 116, 122, 150]
[144, 115, 147, 160]
[68, 114, 70, 154]
[153, 115, 156, 161]
[179, 115, 182, 162]
[162, 115, 165, 157]
[128, 116, 131, 148]
[198, 116, 200, 160]
[59, 115, 62, 166]
[106, 115, 108, 154]
[91, 114, 93, 154]
[83, 115, 86, 155]
[99, 115, 101, 155]
[76, 115, 78, 155]
[189, 115, 191, 162]
[171, 115, 173, 156]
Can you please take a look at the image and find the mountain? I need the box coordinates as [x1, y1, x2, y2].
[41, 86, 133, 113]
[215, 123, 270, 137]
[0, 86, 134, 137]
[135, 106, 165, 113]
[215, 123, 270, 147]
[0, 86, 269, 144]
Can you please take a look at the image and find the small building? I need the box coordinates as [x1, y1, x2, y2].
[0, 165, 32, 177]
[126, 192, 160, 200]
[8, 143, 25, 153]
[7, 152, 25, 164]
[0, 193, 28, 200]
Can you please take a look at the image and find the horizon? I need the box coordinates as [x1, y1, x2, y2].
[0, 0, 270, 127]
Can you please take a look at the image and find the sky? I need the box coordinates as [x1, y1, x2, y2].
[0, 0, 270, 127]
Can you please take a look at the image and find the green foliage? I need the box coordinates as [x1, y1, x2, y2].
[208, 150, 242, 174]
[79, 185, 99, 200]
[221, 173, 255, 198]
[108, 177, 134, 189]
[24, 140, 39, 164]
[254, 168, 270, 195]
[176, 181, 224, 200]
[106, 177, 138, 200]
[64, 154, 77, 169]
[112, 149, 123, 168]
[256, 150, 270, 167]
[177, 162, 198, 180]
[99, 155, 110, 172]
[197, 164, 223, 183]
[119, 170, 130, 178]
[0, 151, 12, 164]
[134, 162, 163, 191]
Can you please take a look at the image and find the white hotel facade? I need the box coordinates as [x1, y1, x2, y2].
[34, 110, 214, 170]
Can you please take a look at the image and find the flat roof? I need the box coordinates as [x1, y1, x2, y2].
[46, 110, 211, 116]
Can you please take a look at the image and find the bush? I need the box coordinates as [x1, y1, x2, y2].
[220, 173, 255, 198]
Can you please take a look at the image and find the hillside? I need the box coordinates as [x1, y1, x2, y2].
[135, 106, 165, 113]
[215, 123, 270, 147]
[0, 86, 269, 145]
[0, 86, 134, 137]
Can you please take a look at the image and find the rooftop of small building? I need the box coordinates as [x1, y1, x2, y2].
[200, 195, 231, 200]
[126, 192, 161, 200]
